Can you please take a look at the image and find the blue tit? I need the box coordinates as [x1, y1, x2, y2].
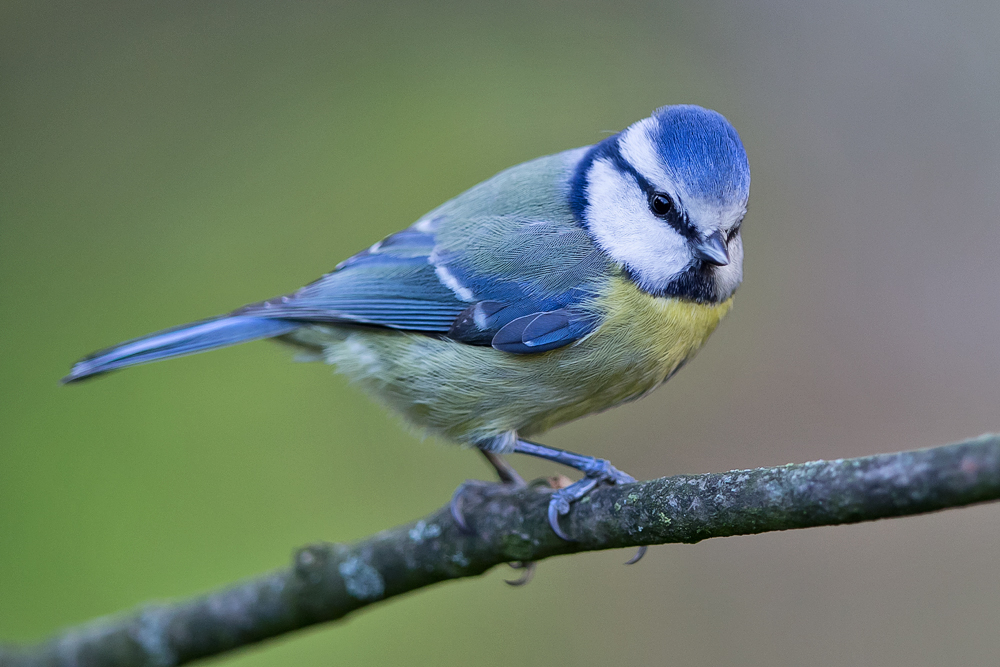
[65, 104, 750, 546]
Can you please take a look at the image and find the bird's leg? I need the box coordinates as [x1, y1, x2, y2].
[481, 450, 526, 486]
[512, 439, 647, 564]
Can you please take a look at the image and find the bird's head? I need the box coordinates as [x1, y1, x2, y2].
[572, 105, 750, 303]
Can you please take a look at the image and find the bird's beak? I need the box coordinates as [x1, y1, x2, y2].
[693, 230, 730, 267]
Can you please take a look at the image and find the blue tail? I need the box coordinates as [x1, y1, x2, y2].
[62, 316, 300, 383]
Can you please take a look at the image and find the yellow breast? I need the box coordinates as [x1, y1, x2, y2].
[583, 274, 734, 380]
[500, 275, 735, 437]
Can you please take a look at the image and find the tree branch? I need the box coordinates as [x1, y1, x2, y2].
[3, 434, 999, 667]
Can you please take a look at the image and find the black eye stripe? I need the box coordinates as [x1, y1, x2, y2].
[644, 189, 696, 241]
[647, 191, 696, 240]
[571, 134, 699, 241]
[604, 141, 699, 240]
[660, 204, 697, 241]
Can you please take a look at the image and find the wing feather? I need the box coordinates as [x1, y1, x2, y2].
[238, 151, 614, 352]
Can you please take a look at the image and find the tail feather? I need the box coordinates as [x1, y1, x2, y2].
[62, 316, 299, 383]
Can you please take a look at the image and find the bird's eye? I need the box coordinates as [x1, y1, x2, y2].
[649, 193, 674, 217]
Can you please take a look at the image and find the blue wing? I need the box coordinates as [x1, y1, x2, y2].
[238, 215, 611, 353]
[237, 228, 469, 332]
[238, 149, 614, 352]
[64, 150, 613, 382]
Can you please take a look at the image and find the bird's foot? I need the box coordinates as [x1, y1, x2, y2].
[450, 450, 545, 584]
[512, 439, 647, 564]
[450, 479, 501, 533]
[450, 450, 528, 533]
[546, 458, 633, 538]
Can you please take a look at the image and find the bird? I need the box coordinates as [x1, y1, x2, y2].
[64, 104, 750, 563]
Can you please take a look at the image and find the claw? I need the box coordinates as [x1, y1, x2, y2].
[546, 476, 599, 541]
[450, 479, 496, 533]
[450, 483, 473, 533]
[504, 561, 536, 586]
[547, 493, 573, 540]
[624, 546, 647, 565]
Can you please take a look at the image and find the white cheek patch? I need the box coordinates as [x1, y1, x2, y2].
[585, 158, 690, 293]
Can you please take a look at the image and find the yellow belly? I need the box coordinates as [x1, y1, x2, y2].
[584, 275, 735, 386]
[309, 275, 734, 448]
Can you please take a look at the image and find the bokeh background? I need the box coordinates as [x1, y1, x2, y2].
[3, 1, 1000, 665]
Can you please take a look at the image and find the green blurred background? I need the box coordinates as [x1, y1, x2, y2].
[3, 1, 1000, 665]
